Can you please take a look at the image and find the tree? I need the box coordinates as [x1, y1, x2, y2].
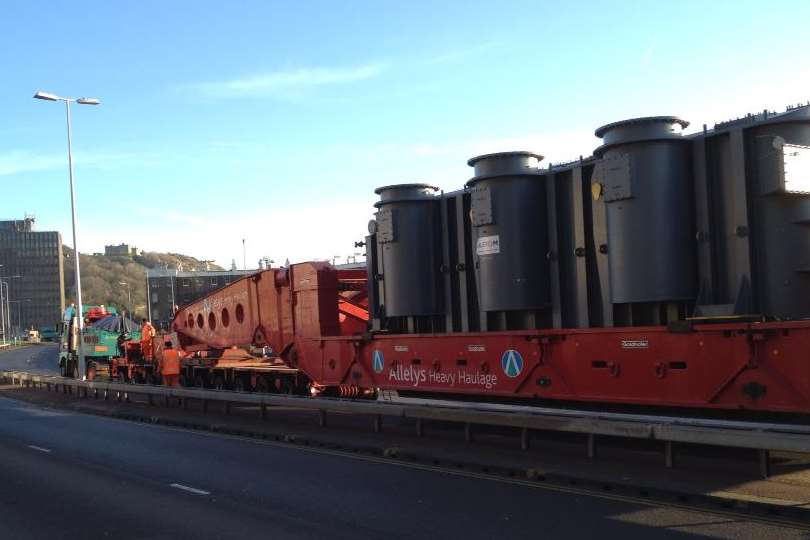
[63, 248, 223, 319]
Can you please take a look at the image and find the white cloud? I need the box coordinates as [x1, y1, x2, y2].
[0, 150, 158, 177]
[343, 129, 599, 191]
[640, 43, 655, 67]
[76, 198, 373, 270]
[405, 131, 597, 164]
[429, 41, 502, 65]
[0, 151, 65, 176]
[190, 63, 388, 99]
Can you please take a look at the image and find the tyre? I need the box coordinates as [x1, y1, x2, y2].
[255, 376, 270, 393]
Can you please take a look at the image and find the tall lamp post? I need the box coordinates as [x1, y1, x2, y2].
[0, 280, 6, 345]
[118, 281, 131, 314]
[0, 265, 4, 344]
[0, 276, 21, 344]
[34, 90, 100, 379]
[9, 299, 32, 341]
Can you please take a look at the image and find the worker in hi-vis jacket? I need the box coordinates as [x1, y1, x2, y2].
[161, 340, 181, 387]
[140, 320, 156, 362]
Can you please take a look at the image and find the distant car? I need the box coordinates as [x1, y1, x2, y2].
[26, 329, 41, 343]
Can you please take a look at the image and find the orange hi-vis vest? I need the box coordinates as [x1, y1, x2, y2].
[141, 322, 155, 341]
[161, 349, 181, 376]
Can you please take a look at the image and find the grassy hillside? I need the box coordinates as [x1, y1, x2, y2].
[63, 248, 222, 319]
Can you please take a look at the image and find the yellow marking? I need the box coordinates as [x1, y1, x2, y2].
[591, 182, 603, 201]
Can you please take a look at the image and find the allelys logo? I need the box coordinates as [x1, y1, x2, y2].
[372, 350, 385, 373]
[501, 349, 524, 378]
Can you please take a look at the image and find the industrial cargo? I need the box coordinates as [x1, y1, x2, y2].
[66, 102, 810, 415]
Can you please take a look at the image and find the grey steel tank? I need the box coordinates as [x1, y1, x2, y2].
[594, 116, 696, 305]
[373, 183, 443, 317]
[744, 106, 810, 319]
[466, 151, 550, 312]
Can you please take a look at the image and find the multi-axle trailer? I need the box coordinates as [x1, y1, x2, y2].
[166, 103, 810, 415]
[171, 261, 810, 413]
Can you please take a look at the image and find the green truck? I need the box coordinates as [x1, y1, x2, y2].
[39, 325, 58, 342]
[58, 305, 141, 378]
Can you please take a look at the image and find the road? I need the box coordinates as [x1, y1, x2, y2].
[0, 343, 60, 374]
[0, 393, 806, 539]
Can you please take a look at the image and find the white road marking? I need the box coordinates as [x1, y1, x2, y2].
[27, 445, 51, 453]
[170, 483, 210, 496]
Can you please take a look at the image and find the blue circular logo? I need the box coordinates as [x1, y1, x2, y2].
[501, 349, 523, 378]
[372, 350, 385, 374]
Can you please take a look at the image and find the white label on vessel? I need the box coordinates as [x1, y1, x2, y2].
[394, 345, 409, 352]
[476, 235, 500, 255]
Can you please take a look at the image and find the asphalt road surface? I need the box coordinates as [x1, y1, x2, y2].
[0, 391, 806, 539]
[0, 343, 60, 374]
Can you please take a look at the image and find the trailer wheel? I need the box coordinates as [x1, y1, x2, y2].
[285, 346, 299, 369]
[275, 377, 293, 395]
[255, 376, 270, 393]
[65, 360, 78, 379]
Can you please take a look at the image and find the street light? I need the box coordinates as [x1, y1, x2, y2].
[9, 299, 32, 339]
[34, 90, 100, 379]
[0, 276, 21, 345]
[1, 281, 12, 343]
[0, 281, 5, 345]
[118, 281, 131, 314]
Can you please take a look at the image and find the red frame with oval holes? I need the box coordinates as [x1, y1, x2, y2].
[173, 263, 810, 413]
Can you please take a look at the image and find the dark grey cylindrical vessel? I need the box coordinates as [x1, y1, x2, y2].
[745, 109, 810, 319]
[374, 183, 443, 317]
[594, 116, 696, 304]
[466, 151, 549, 312]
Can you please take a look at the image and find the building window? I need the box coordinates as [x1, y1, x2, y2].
[151, 292, 158, 303]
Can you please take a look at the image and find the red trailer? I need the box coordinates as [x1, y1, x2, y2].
[168, 262, 810, 414]
[168, 265, 369, 396]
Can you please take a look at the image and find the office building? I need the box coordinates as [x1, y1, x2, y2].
[0, 217, 65, 333]
[145, 268, 255, 329]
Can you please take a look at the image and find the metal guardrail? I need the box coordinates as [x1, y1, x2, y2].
[2, 369, 808, 477]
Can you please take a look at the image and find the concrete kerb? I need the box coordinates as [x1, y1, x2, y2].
[4, 369, 810, 476]
[10, 387, 810, 527]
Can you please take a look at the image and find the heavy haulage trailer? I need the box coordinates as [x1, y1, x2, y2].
[127, 103, 810, 414]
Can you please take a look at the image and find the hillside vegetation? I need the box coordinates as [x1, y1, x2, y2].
[63, 248, 222, 319]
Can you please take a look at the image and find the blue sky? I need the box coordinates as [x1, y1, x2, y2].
[2, 0, 809, 268]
